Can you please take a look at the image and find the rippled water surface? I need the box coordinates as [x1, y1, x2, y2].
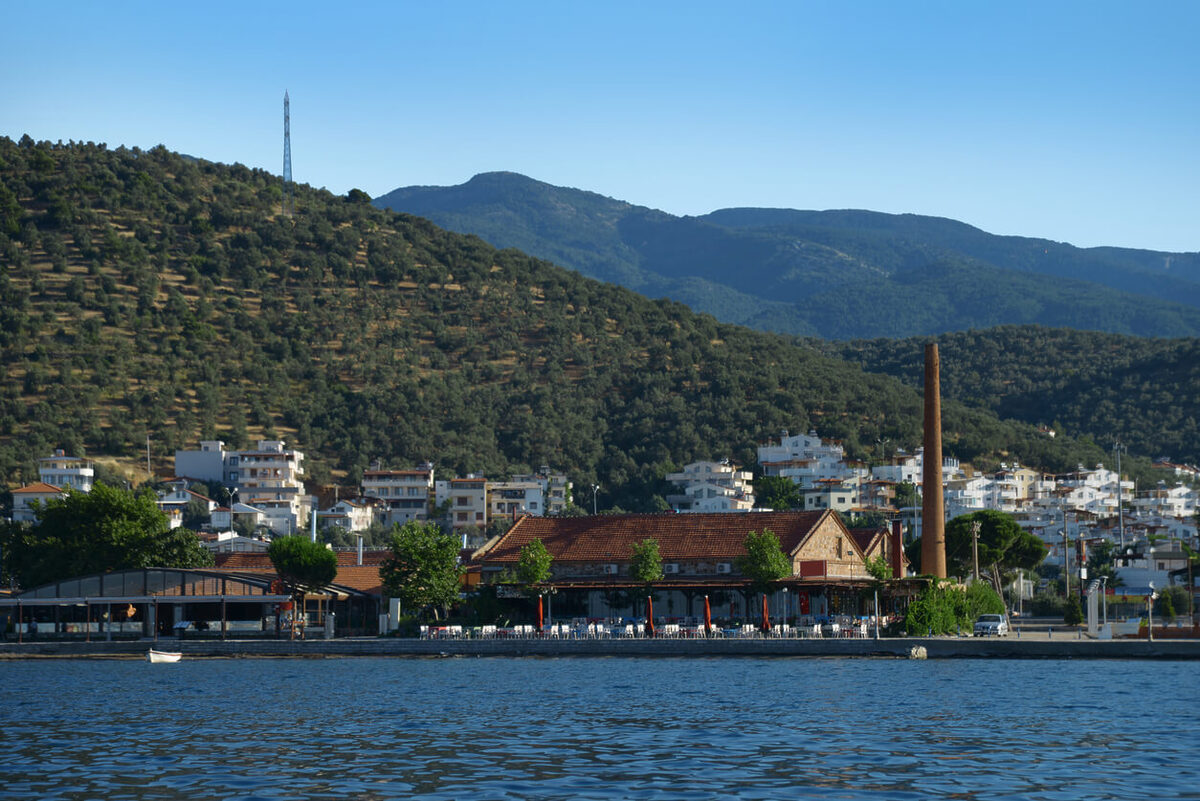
[2, 656, 1197, 799]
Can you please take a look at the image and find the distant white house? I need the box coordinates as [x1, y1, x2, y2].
[10, 482, 65, 523]
[155, 478, 215, 530]
[665, 461, 754, 513]
[317, 498, 377, 533]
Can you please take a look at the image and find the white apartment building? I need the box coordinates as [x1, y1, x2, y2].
[38, 450, 94, 492]
[510, 467, 572, 516]
[488, 481, 545, 520]
[436, 476, 488, 529]
[362, 465, 434, 526]
[759, 431, 855, 489]
[802, 479, 859, 513]
[174, 440, 311, 536]
[10, 482, 65, 523]
[870, 448, 963, 485]
[665, 461, 755, 513]
[317, 499, 378, 533]
[1133, 483, 1197, 519]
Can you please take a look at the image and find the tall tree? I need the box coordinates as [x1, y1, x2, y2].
[380, 521, 464, 620]
[515, 538, 553, 589]
[735, 528, 792, 592]
[944, 510, 1047, 581]
[630, 538, 664, 585]
[754, 476, 800, 511]
[267, 535, 338, 601]
[5, 482, 212, 589]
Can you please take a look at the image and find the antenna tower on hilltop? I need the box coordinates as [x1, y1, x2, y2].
[283, 91, 294, 216]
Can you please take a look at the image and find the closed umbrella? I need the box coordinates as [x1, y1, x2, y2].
[703, 595, 713, 637]
[761, 594, 771, 634]
[645, 596, 655, 638]
[536, 594, 544, 634]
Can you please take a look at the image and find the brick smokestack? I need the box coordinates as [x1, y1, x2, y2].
[921, 342, 947, 578]
[890, 519, 904, 579]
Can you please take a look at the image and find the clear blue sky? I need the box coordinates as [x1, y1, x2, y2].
[3, 1, 1197, 251]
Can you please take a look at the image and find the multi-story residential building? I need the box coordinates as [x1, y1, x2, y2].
[10, 450, 94, 523]
[801, 479, 860, 513]
[362, 464, 434, 526]
[510, 467, 572, 516]
[1133, 483, 1197, 519]
[436, 476, 488, 529]
[759, 431, 854, 488]
[488, 481, 545, 520]
[11, 482, 65, 523]
[870, 447, 963, 485]
[37, 450, 94, 492]
[175, 440, 311, 536]
[665, 461, 755, 513]
[317, 498, 379, 533]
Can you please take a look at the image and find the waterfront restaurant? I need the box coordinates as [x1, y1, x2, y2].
[0, 564, 380, 641]
[472, 510, 918, 624]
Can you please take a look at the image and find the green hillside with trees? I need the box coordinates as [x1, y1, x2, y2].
[375, 172, 1200, 339]
[817, 326, 1200, 471]
[0, 137, 1120, 511]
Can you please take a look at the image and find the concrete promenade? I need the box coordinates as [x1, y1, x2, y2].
[2, 634, 1198, 660]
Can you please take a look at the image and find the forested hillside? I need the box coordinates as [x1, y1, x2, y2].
[818, 327, 1200, 468]
[375, 172, 1200, 339]
[0, 137, 1110, 509]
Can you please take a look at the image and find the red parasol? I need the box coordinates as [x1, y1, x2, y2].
[645, 595, 655, 638]
[703, 595, 713, 636]
[761, 595, 771, 633]
[536, 594, 544, 633]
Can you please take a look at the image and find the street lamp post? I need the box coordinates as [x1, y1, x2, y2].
[591, 484, 600, 516]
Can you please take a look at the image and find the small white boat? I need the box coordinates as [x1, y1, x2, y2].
[147, 649, 182, 663]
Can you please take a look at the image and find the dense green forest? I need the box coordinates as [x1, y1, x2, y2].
[0, 137, 1125, 510]
[374, 172, 1200, 339]
[816, 327, 1200, 470]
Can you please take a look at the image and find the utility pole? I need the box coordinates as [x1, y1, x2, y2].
[1062, 528, 1070, 599]
[145, 435, 151, 482]
[1114, 440, 1126, 548]
[971, 519, 981, 582]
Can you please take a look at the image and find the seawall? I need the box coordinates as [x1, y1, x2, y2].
[2, 636, 1198, 660]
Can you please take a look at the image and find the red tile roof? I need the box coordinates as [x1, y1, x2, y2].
[849, 526, 885, 556]
[479, 511, 838, 564]
[216, 549, 392, 569]
[215, 551, 388, 595]
[13, 482, 63, 494]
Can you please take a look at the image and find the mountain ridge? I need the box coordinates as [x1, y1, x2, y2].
[374, 172, 1200, 339]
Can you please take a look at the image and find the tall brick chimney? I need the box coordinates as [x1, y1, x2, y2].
[890, 519, 904, 579]
[921, 342, 947, 578]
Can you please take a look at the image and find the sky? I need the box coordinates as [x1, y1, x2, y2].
[3, 1, 1198, 252]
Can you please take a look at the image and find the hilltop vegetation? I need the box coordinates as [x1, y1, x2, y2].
[376, 172, 1200, 339]
[0, 137, 1111, 509]
[817, 326, 1200, 469]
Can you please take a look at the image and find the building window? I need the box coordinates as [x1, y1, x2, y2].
[457, 496, 470, 506]
[456, 512, 468, 522]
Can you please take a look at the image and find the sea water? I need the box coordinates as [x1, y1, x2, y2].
[1, 657, 1196, 800]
